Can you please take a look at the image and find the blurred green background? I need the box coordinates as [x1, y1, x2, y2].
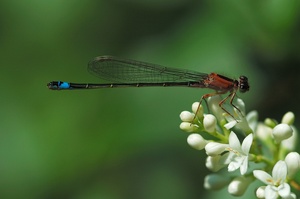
[1, 0, 300, 198]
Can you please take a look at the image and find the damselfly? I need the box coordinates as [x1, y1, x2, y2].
[47, 56, 250, 119]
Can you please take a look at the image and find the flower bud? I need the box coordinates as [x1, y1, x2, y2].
[264, 118, 277, 128]
[246, 110, 258, 132]
[204, 174, 231, 190]
[205, 155, 226, 172]
[191, 102, 203, 117]
[205, 142, 228, 156]
[272, 123, 293, 143]
[203, 114, 216, 133]
[256, 123, 273, 141]
[281, 126, 298, 151]
[179, 122, 198, 133]
[207, 96, 225, 121]
[228, 176, 253, 196]
[281, 111, 295, 125]
[285, 152, 300, 178]
[255, 186, 266, 199]
[235, 98, 246, 115]
[187, 134, 207, 150]
[179, 111, 195, 122]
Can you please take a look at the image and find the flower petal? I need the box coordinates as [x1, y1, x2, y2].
[224, 120, 237, 130]
[241, 133, 253, 154]
[272, 160, 287, 183]
[219, 152, 230, 164]
[253, 170, 272, 185]
[240, 156, 248, 175]
[278, 183, 291, 198]
[228, 158, 242, 172]
[229, 132, 241, 151]
[265, 185, 278, 199]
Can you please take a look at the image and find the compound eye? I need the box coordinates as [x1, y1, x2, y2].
[239, 76, 250, 93]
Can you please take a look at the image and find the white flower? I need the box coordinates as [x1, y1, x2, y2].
[205, 132, 253, 175]
[253, 160, 291, 199]
[223, 132, 253, 175]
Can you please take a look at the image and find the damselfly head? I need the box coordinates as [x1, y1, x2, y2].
[239, 76, 249, 93]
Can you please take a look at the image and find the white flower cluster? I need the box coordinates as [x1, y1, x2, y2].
[179, 96, 299, 199]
